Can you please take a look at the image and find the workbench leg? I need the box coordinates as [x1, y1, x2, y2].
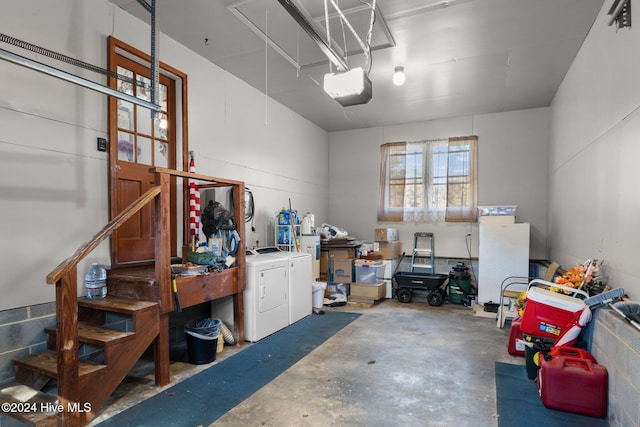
[154, 313, 170, 386]
[233, 293, 245, 345]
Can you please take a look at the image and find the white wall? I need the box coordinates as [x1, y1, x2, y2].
[0, 0, 329, 311]
[549, 1, 640, 299]
[328, 108, 550, 261]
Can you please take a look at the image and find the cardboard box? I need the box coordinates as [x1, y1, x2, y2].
[328, 259, 353, 283]
[375, 241, 402, 259]
[374, 228, 399, 241]
[479, 215, 515, 224]
[320, 250, 329, 274]
[324, 247, 357, 259]
[350, 282, 386, 300]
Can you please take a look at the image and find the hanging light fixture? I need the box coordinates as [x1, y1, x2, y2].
[393, 66, 406, 86]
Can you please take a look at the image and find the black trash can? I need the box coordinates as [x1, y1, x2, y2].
[185, 318, 221, 365]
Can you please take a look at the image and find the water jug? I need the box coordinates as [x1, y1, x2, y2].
[85, 263, 107, 298]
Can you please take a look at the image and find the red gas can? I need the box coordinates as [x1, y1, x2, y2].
[548, 346, 597, 363]
[507, 318, 525, 357]
[538, 356, 608, 418]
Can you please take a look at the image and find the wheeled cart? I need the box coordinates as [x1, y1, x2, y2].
[392, 271, 449, 306]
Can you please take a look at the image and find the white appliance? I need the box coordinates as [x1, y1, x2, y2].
[299, 234, 320, 281]
[478, 223, 530, 304]
[255, 247, 312, 325]
[380, 258, 400, 298]
[244, 250, 289, 342]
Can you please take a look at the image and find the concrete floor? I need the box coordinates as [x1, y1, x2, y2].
[1, 297, 525, 426]
[94, 297, 523, 427]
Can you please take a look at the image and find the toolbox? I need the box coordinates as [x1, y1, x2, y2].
[537, 354, 608, 418]
[520, 280, 588, 340]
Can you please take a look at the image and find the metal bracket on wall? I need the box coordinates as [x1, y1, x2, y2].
[0, 0, 162, 113]
[0, 48, 161, 112]
[608, 0, 631, 28]
[137, 0, 160, 115]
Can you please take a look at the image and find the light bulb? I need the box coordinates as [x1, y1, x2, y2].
[393, 66, 406, 86]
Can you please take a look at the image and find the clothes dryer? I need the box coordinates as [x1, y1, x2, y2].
[244, 250, 289, 342]
[255, 247, 312, 325]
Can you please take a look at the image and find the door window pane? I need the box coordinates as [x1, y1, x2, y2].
[117, 101, 133, 131]
[155, 112, 168, 140]
[117, 131, 135, 162]
[155, 140, 168, 168]
[136, 75, 151, 101]
[159, 83, 168, 111]
[136, 107, 152, 136]
[137, 136, 152, 165]
[117, 67, 134, 95]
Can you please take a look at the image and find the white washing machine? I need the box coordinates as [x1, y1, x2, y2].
[255, 247, 312, 325]
[244, 250, 289, 342]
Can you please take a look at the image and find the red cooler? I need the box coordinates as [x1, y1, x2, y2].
[520, 285, 586, 340]
[538, 355, 608, 418]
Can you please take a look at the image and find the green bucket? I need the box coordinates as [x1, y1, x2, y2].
[448, 284, 465, 304]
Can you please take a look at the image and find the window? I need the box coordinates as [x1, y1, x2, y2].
[115, 66, 170, 167]
[378, 136, 478, 223]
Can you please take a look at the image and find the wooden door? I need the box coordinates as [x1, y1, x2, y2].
[108, 50, 177, 267]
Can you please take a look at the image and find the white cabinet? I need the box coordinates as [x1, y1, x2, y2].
[478, 223, 530, 304]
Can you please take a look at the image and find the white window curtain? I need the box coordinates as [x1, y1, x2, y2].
[403, 139, 448, 222]
[378, 136, 477, 223]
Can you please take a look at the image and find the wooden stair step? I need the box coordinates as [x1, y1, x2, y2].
[78, 296, 158, 315]
[13, 352, 106, 379]
[0, 384, 60, 427]
[107, 269, 160, 302]
[45, 323, 135, 347]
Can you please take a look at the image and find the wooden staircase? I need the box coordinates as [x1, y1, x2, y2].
[7, 296, 159, 426]
[1, 168, 246, 427]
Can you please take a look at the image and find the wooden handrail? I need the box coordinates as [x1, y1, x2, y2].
[46, 186, 162, 284]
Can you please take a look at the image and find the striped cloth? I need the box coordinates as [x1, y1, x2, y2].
[189, 155, 200, 240]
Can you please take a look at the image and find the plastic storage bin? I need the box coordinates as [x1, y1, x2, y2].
[477, 205, 517, 216]
[354, 260, 384, 284]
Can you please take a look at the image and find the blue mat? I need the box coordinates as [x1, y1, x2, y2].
[98, 311, 360, 427]
[495, 362, 609, 427]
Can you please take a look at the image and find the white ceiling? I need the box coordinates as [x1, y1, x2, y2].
[111, 0, 605, 132]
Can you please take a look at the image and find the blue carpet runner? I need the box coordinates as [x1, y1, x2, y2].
[97, 311, 360, 427]
[495, 361, 609, 427]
